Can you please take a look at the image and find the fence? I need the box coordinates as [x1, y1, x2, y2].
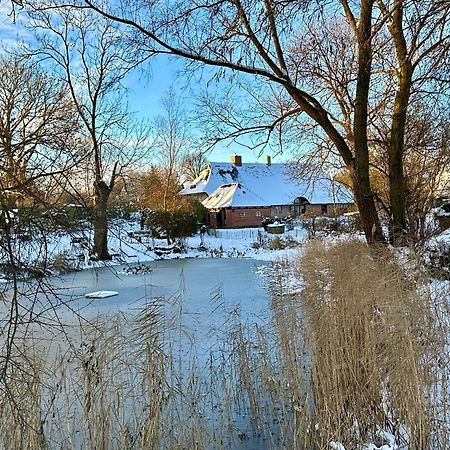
[208, 226, 308, 241]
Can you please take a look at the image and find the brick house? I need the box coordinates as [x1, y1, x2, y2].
[181, 155, 353, 228]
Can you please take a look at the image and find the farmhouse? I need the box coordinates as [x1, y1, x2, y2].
[181, 155, 353, 228]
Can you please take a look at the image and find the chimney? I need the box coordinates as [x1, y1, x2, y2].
[230, 154, 242, 167]
[264, 155, 271, 166]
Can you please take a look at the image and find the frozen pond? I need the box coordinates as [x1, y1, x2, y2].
[3, 258, 272, 360]
[52, 257, 270, 321]
[0, 258, 297, 449]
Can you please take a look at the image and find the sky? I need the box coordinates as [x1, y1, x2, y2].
[0, 5, 286, 165]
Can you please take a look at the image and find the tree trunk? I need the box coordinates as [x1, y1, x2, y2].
[388, 66, 412, 244]
[350, 166, 384, 243]
[352, 0, 384, 244]
[92, 180, 112, 260]
[388, 143, 407, 244]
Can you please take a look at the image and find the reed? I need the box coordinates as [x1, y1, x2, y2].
[299, 240, 449, 448]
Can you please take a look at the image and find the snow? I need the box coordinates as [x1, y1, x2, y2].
[181, 162, 352, 207]
[330, 430, 402, 450]
[202, 183, 268, 208]
[85, 290, 119, 298]
[330, 442, 346, 450]
[0, 221, 309, 281]
[434, 207, 450, 217]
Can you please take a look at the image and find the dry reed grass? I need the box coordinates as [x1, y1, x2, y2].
[299, 240, 449, 448]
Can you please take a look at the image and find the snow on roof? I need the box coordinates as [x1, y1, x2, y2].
[202, 183, 268, 209]
[181, 162, 351, 208]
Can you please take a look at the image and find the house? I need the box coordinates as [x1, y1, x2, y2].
[181, 155, 353, 228]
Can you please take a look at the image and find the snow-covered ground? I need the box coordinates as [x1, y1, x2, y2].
[0, 221, 310, 277]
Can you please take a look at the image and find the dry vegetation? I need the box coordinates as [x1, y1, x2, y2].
[0, 240, 448, 449]
[299, 241, 450, 448]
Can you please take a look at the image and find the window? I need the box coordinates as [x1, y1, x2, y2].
[274, 206, 282, 214]
[255, 210, 261, 217]
[239, 211, 246, 217]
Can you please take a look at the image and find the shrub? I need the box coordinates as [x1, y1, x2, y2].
[50, 251, 74, 273]
[267, 236, 286, 250]
[284, 236, 300, 248]
[145, 210, 198, 242]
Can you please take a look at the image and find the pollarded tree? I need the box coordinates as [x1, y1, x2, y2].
[30, 8, 151, 259]
[81, 0, 450, 244]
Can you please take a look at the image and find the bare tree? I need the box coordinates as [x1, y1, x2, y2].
[375, 0, 449, 241]
[371, 106, 450, 242]
[180, 151, 208, 183]
[78, 0, 450, 244]
[30, 8, 151, 259]
[0, 53, 86, 394]
[153, 88, 190, 215]
[0, 54, 81, 209]
[283, 4, 450, 241]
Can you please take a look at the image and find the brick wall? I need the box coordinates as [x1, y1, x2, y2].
[207, 203, 355, 228]
[208, 207, 271, 228]
[304, 203, 354, 215]
[270, 205, 292, 217]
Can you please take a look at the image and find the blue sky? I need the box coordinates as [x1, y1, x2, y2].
[1, 5, 284, 164]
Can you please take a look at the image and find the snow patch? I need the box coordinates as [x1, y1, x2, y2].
[85, 290, 119, 299]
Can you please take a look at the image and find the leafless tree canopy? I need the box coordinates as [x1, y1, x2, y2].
[0, 55, 82, 209]
[28, 7, 153, 258]
[180, 150, 208, 181]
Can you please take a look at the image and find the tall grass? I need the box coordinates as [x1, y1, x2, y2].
[299, 240, 450, 448]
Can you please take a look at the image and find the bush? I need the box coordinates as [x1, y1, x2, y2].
[189, 200, 208, 224]
[267, 236, 286, 250]
[145, 210, 198, 242]
[50, 251, 74, 273]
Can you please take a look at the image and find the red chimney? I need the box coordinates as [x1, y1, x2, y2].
[230, 154, 242, 166]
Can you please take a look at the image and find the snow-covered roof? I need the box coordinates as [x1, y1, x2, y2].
[202, 183, 268, 209]
[181, 162, 351, 208]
